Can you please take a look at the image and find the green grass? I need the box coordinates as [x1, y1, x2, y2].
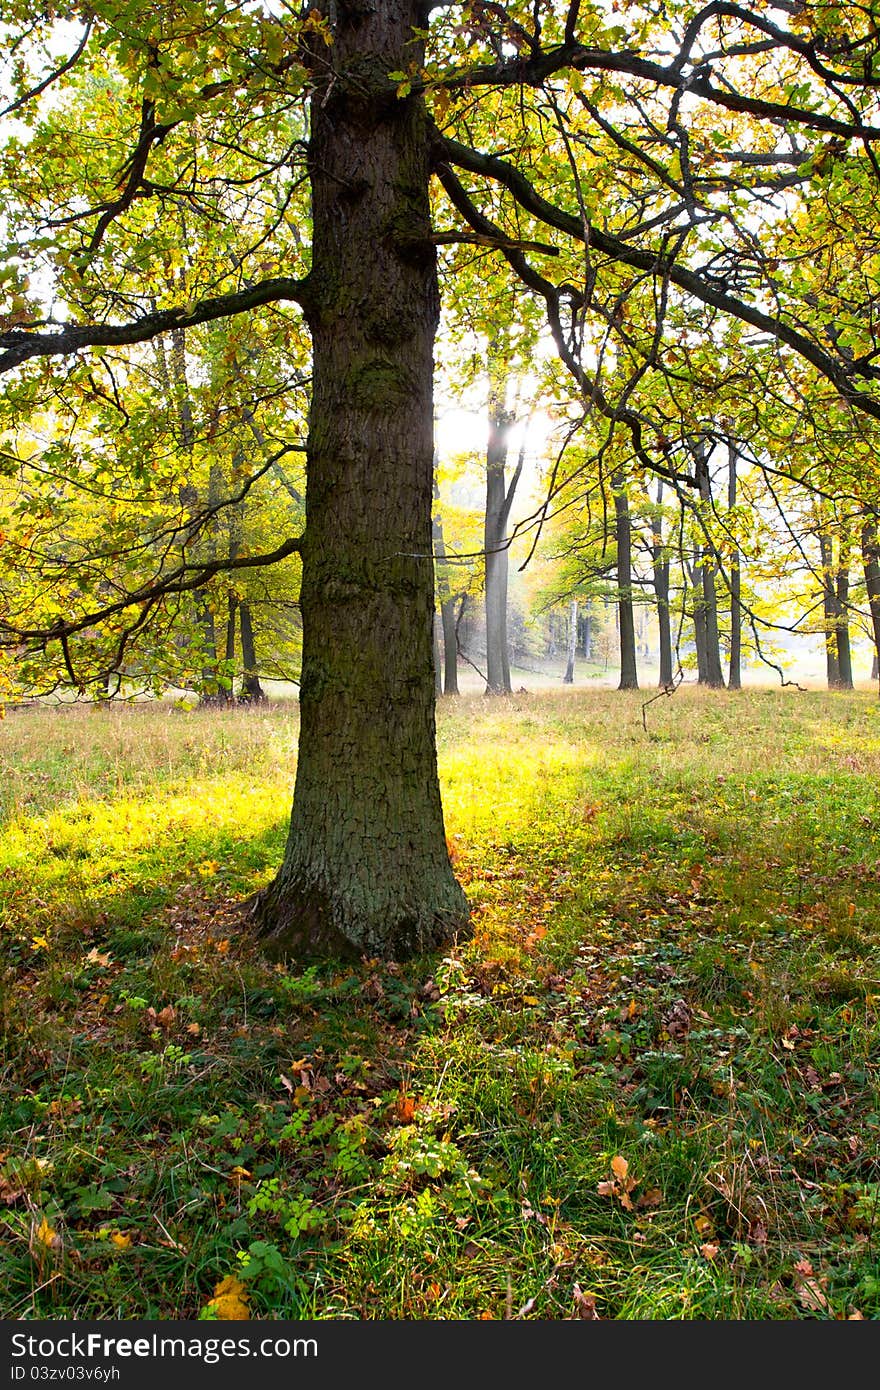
[1, 686, 879, 1319]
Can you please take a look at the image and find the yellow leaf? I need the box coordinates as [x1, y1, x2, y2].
[109, 1232, 132, 1250]
[36, 1216, 57, 1248]
[206, 1274, 250, 1320]
[610, 1155, 629, 1181]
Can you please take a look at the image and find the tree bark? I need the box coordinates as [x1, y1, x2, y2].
[252, 1, 469, 959]
[563, 598, 577, 683]
[651, 479, 673, 687]
[613, 472, 639, 690]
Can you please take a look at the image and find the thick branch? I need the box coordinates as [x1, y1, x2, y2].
[0, 276, 309, 374]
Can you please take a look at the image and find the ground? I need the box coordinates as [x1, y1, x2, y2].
[1, 685, 878, 1319]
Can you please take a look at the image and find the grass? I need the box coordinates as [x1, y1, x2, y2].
[1, 685, 879, 1320]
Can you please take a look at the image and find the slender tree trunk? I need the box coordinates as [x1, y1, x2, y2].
[167, 326, 222, 701]
[727, 443, 742, 691]
[614, 472, 639, 690]
[225, 595, 237, 684]
[432, 475, 459, 695]
[252, 2, 469, 958]
[651, 479, 673, 687]
[835, 544, 854, 690]
[819, 528, 842, 688]
[484, 361, 523, 696]
[441, 597, 460, 695]
[433, 611, 443, 696]
[695, 448, 725, 688]
[239, 601, 265, 702]
[563, 598, 577, 683]
[685, 552, 710, 682]
[862, 514, 880, 695]
[583, 601, 592, 660]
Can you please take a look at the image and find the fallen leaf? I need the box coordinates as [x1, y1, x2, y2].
[31, 1216, 62, 1255]
[84, 948, 111, 968]
[700, 1243, 720, 1260]
[793, 1260, 831, 1314]
[205, 1274, 250, 1320]
[572, 1283, 600, 1319]
[394, 1094, 418, 1124]
[611, 1155, 629, 1181]
[109, 1232, 132, 1250]
[636, 1187, 663, 1209]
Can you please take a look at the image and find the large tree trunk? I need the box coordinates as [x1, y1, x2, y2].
[651, 479, 673, 687]
[862, 514, 880, 695]
[614, 472, 639, 690]
[252, 2, 469, 959]
[727, 443, 742, 691]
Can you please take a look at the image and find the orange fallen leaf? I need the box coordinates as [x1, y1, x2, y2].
[700, 1243, 720, 1261]
[611, 1155, 629, 1181]
[394, 1094, 418, 1124]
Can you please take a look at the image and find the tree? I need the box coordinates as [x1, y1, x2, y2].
[5, 2, 880, 956]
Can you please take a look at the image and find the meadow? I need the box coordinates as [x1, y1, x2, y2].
[1, 685, 878, 1320]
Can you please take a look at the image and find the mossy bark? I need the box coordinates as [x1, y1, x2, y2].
[252, 1, 469, 959]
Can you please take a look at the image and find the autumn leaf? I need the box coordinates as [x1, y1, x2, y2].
[700, 1243, 720, 1260]
[204, 1274, 250, 1320]
[572, 1283, 600, 1319]
[394, 1093, 418, 1124]
[610, 1155, 629, 1181]
[793, 1259, 831, 1314]
[31, 1216, 62, 1258]
[84, 948, 112, 968]
[109, 1231, 132, 1250]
